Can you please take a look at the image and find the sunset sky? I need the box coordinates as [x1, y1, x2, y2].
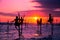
[0, 0, 38, 12]
[0, 0, 60, 23]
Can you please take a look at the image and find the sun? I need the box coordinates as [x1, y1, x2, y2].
[34, 17, 38, 20]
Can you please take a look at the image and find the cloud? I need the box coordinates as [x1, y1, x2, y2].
[0, 12, 16, 16]
[33, 0, 60, 9]
[32, 0, 60, 17]
[52, 11, 60, 17]
[53, 8, 60, 11]
[0, 10, 60, 17]
[46, 11, 60, 17]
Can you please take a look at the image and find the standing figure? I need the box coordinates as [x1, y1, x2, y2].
[15, 16, 21, 39]
[11, 16, 21, 40]
[48, 14, 53, 37]
[39, 18, 42, 26]
[39, 18, 42, 34]
[20, 17, 24, 26]
[37, 19, 40, 26]
[36, 19, 40, 35]
[48, 14, 53, 24]
[36, 18, 42, 35]
[19, 17, 24, 36]
[14, 16, 24, 40]
[14, 16, 20, 30]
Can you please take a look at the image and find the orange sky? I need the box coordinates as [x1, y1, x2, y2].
[0, 13, 60, 24]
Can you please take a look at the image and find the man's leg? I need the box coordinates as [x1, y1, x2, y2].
[18, 26, 20, 40]
[15, 26, 18, 30]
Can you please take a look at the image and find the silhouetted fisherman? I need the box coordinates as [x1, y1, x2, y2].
[39, 18, 42, 34]
[37, 19, 40, 35]
[20, 17, 24, 26]
[19, 17, 24, 36]
[37, 19, 40, 26]
[14, 16, 24, 40]
[48, 14, 53, 39]
[14, 16, 20, 30]
[48, 14, 53, 24]
[39, 18, 42, 26]
[37, 18, 42, 35]
[11, 16, 21, 40]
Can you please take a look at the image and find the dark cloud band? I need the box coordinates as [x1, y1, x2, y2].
[33, 0, 60, 8]
[32, 0, 60, 17]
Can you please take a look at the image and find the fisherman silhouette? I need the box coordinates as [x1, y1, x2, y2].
[19, 17, 24, 36]
[14, 16, 20, 30]
[48, 14, 53, 40]
[37, 19, 40, 26]
[20, 17, 24, 26]
[11, 16, 21, 40]
[39, 18, 42, 26]
[39, 18, 42, 34]
[36, 18, 42, 35]
[12, 16, 24, 40]
[48, 14, 53, 24]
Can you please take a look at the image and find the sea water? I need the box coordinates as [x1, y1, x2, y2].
[0, 24, 60, 40]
